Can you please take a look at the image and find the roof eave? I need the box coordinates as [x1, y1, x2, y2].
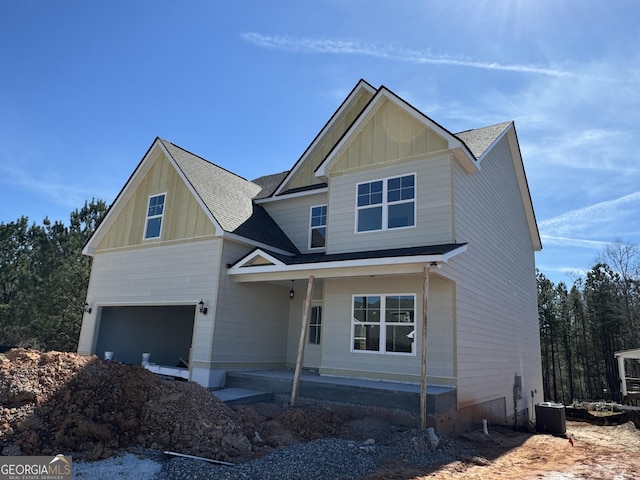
[316, 87, 479, 178]
[228, 244, 467, 280]
[273, 79, 378, 196]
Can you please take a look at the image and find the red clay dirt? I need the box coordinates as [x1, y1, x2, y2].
[2, 349, 640, 479]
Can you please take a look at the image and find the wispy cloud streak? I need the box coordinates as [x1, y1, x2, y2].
[539, 191, 640, 242]
[242, 32, 602, 80]
[0, 163, 101, 211]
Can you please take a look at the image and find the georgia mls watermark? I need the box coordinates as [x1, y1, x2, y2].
[0, 454, 72, 480]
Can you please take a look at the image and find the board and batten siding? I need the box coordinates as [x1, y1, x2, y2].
[210, 240, 291, 368]
[285, 88, 374, 191]
[318, 275, 455, 384]
[326, 154, 453, 254]
[77, 239, 222, 367]
[448, 131, 542, 415]
[96, 151, 215, 251]
[262, 192, 328, 253]
[328, 100, 449, 174]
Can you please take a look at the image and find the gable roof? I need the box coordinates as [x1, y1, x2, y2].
[314, 86, 479, 179]
[229, 243, 468, 278]
[160, 139, 260, 232]
[252, 171, 289, 199]
[455, 121, 512, 160]
[271, 79, 378, 197]
[84, 138, 298, 255]
[261, 82, 515, 201]
[159, 140, 299, 253]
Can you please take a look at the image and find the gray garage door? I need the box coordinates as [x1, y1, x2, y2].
[95, 305, 195, 366]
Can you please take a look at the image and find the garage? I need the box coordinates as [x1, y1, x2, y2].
[95, 305, 195, 367]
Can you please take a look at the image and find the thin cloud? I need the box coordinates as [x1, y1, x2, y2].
[0, 163, 101, 212]
[539, 191, 640, 240]
[242, 32, 603, 80]
[540, 235, 610, 249]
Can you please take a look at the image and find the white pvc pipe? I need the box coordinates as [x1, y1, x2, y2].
[617, 355, 628, 397]
[482, 419, 488, 435]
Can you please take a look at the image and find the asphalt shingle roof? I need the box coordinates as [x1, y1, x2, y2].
[265, 243, 466, 266]
[455, 121, 512, 159]
[252, 171, 289, 199]
[160, 139, 298, 253]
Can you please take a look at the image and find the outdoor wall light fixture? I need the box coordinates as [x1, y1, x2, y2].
[289, 281, 295, 301]
[83, 302, 92, 314]
[198, 300, 208, 315]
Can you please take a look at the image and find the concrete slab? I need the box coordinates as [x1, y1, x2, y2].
[211, 387, 273, 405]
[224, 369, 456, 415]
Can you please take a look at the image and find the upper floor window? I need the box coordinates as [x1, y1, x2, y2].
[356, 174, 415, 233]
[309, 205, 327, 249]
[144, 193, 166, 240]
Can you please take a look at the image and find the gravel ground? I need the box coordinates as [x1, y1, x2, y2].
[72, 429, 472, 480]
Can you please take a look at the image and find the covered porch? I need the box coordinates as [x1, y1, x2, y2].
[217, 368, 457, 428]
[616, 348, 640, 400]
[227, 243, 466, 427]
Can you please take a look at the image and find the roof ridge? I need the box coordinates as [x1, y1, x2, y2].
[159, 138, 254, 184]
[454, 120, 513, 136]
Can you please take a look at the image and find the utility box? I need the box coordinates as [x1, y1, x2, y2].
[535, 402, 566, 435]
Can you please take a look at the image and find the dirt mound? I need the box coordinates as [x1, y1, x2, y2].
[234, 403, 347, 448]
[0, 349, 251, 461]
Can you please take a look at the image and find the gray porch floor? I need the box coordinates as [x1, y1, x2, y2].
[217, 369, 456, 416]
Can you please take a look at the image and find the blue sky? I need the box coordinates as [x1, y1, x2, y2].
[1, 1, 638, 285]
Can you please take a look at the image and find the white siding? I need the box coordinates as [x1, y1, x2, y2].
[286, 280, 325, 367]
[318, 275, 455, 384]
[448, 132, 543, 415]
[78, 239, 222, 366]
[211, 241, 291, 367]
[262, 192, 328, 253]
[327, 154, 453, 254]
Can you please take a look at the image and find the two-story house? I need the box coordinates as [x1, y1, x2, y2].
[78, 79, 543, 430]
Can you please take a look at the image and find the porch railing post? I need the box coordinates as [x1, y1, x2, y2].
[421, 264, 431, 429]
[290, 275, 314, 406]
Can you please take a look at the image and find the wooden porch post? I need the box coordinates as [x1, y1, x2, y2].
[420, 263, 431, 429]
[290, 275, 314, 406]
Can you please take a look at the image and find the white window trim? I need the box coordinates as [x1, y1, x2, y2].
[308, 302, 323, 345]
[354, 173, 417, 234]
[143, 192, 167, 241]
[308, 204, 327, 251]
[350, 293, 416, 356]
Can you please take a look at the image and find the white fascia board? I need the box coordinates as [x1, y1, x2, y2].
[157, 141, 224, 236]
[228, 248, 287, 274]
[83, 139, 228, 256]
[254, 186, 328, 204]
[615, 348, 640, 359]
[315, 88, 478, 178]
[442, 243, 467, 261]
[229, 245, 466, 276]
[274, 80, 377, 196]
[505, 128, 542, 251]
[315, 91, 386, 179]
[451, 147, 480, 173]
[83, 139, 164, 256]
[477, 121, 513, 164]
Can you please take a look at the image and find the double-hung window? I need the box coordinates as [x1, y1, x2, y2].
[309, 205, 327, 249]
[308, 306, 322, 345]
[144, 193, 166, 240]
[356, 174, 415, 232]
[352, 294, 415, 355]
